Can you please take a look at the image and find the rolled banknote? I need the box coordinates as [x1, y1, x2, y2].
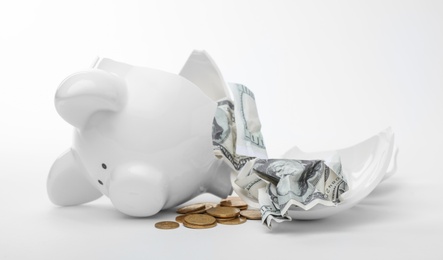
[212, 98, 256, 170]
[212, 83, 267, 171]
[228, 83, 268, 159]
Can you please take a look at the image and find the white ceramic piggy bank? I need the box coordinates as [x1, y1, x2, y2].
[48, 51, 234, 217]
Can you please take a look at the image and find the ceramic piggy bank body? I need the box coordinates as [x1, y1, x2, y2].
[48, 51, 233, 216]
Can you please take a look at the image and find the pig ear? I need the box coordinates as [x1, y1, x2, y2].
[179, 50, 230, 101]
[55, 69, 127, 128]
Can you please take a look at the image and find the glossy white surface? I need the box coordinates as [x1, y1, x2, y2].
[48, 51, 233, 217]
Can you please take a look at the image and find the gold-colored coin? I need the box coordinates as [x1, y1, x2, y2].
[176, 203, 205, 214]
[216, 216, 237, 223]
[183, 221, 217, 229]
[191, 203, 215, 214]
[220, 196, 240, 204]
[219, 200, 231, 206]
[226, 196, 242, 200]
[205, 202, 219, 209]
[217, 216, 247, 225]
[214, 216, 237, 222]
[240, 209, 261, 220]
[184, 214, 216, 226]
[220, 199, 248, 209]
[154, 221, 180, 230]
[206, 206, 240, 219]
[175, 215, 187, 223]
[190, 208, 206, 214]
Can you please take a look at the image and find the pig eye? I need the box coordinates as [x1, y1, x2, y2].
[102, 163, 107, 169]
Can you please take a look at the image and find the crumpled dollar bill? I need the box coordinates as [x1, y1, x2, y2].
[254, 157, 348, 213]
[258, 184, 292, 227]
[211, 83, 349, 228]
[228, 83, 267, 159]
[234, 155, 348, 228]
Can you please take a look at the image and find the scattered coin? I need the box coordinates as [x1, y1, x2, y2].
[204, 202, 218, 209]
[219, 200, 232, 206]
[175, 215, 187, 223]
[183, 221, 217, 229]
[184, 214, 216, 226]
[158, 196, 258, 230]
[217, 216, 247, 225]
[231, 201, 248, 208]
[176, 203, 205, 214]
[214, 216, 237, 221]
[220, 197, 248, 209]
[240, 209, 261, 220]
[155, 221, 180, 230]
[220, 196, 240, 203]
[191, 203, 215, 214]
[206, 206, 240, 219]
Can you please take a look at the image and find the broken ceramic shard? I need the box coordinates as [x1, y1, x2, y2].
[233, 128, 397, 227]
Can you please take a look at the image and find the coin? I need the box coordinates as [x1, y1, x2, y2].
[205, 202, 219, 209]
[219, 200, 231, 206]
[233, 205, 247, 210]
[159, 197, 252, 230]
[214, 217, 237, 223]
[220, 198, 248, 209]
[217, 216, 247, 225]
[176, 203, 205, 214]
[191, 203, 215, 214]
[175, 215, 187, 223]
[240, 210, 261, 220]
[184, 214, 216, 226]
[154, 221, 180, 230]
[206, 206, 240, 219]
[226, 196, 242, 201]
[214, 216, 237, 221]
[183, 221, 217, 229]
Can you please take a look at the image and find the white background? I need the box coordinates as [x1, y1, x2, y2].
[1, 0, 442, 259]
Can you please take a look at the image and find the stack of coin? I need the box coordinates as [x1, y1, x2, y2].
[239, 209, 261, 220]
[207, 206, 246, 225]
[154, 196, 262, 230]
[182, 214, 217, 229]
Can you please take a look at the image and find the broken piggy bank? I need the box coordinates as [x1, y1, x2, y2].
[47, 51, 234, 217]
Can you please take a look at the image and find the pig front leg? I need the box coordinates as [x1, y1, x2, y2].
[47, 149, 102, 206]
